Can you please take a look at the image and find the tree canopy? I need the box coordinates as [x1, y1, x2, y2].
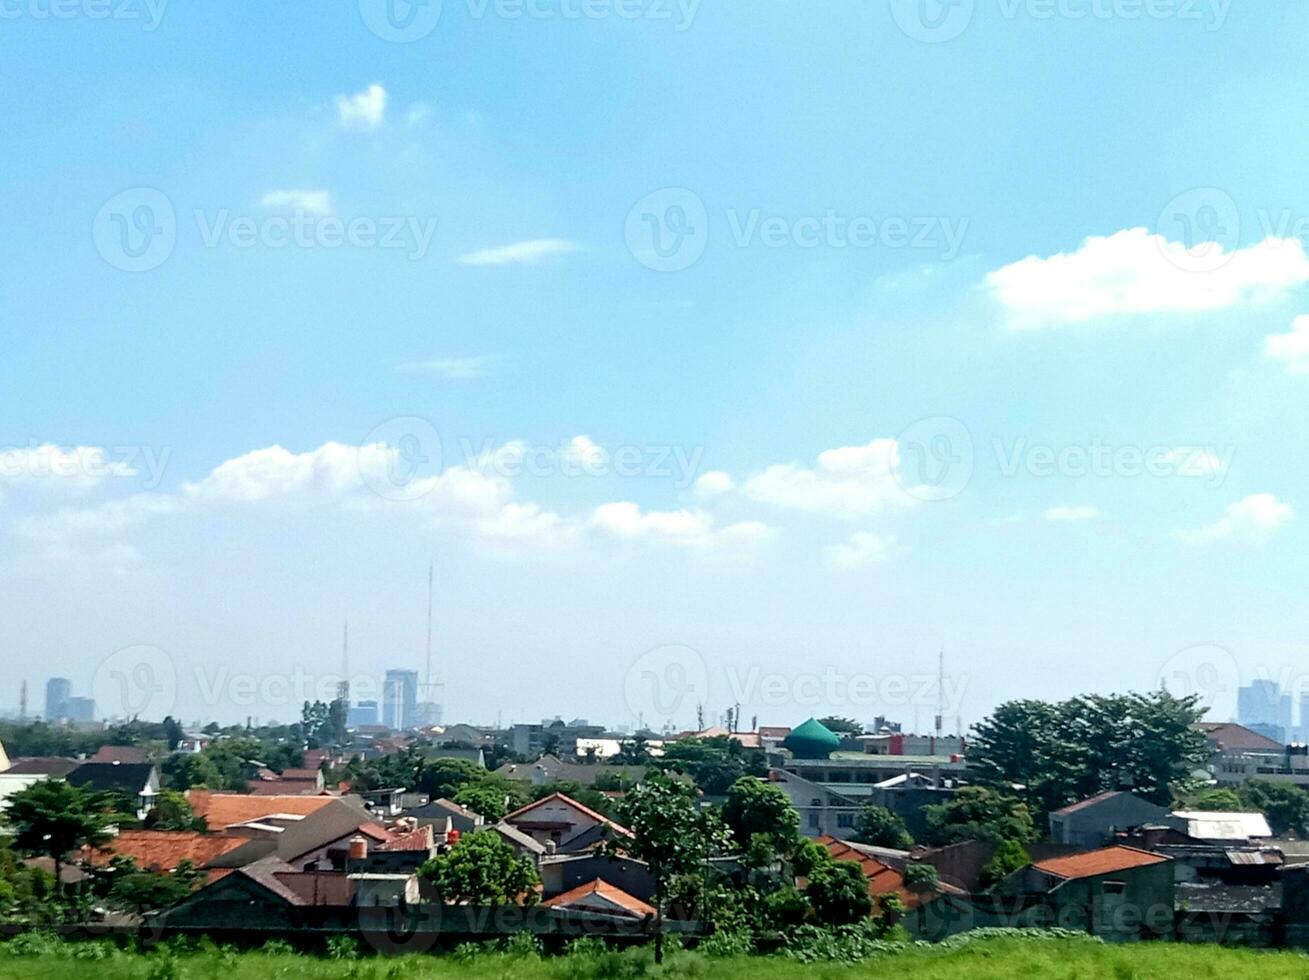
[419, 831, 539, 906]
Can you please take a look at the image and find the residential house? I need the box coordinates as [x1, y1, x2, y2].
[1, 756, 80, 777]
[994, 846, 1174, 941]
[83, 830, 249, 882]
[66, 762, 159, 819]
[538, 852, 655, 901]
[248, 767, 325, 796]
[542, 879, 654, 919]
[487, 821, 548, 860]
[1048, 791, 1168, 848]
[425, 745, 485, 768]
[186, 790, 341, 831]
[407, 797, 486, 835]
[90, 745, 149, 765]
[1165, 810, 1273, 844]
[502, 792, 633, 853]
[816, 835, 956, 911]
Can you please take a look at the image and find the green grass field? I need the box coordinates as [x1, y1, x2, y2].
[3, 932, 1309, 980]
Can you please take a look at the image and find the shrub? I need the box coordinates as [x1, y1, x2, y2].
[697, 928, 752, 957]
[326, 935, 359, 959]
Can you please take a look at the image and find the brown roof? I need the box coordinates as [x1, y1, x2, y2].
[504, 792, 633, 838]
[1032, 845, 1169, 880]
[818, 835, 937, 909]
[4, 756, 80, 777]
[377, 824, 434, 852]
[91, 745, 149, 765]
[187, 790, 339, 830]
[1196, 722, 1284, 753]
[84, 830, 247, 874]
[542, 878, 655, 918]
[1051, 790, 1129, 817]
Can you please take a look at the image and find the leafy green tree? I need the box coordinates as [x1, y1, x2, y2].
[762, 884, 810, 929]
[923, 786, 1037, 846]
[804, 858, 871, 924]
[817, 717, 863, 735]
[453, 784, 508, 821]
[419, 830, 539, 905]
[722, 776, 800, 863]
[1176, 786, 1243, 811]
[144, 790, 207, 832]
[107, 870, 191, 912]
[4, 781, 118, 907]
[160, 752, 222, 791]
[615, 734, 652, 765]
[416, 757, 484, 799]
[903, 862, 939, 889]
[615, 773, 729, 963]
[1239, 780, 1309, 836]
[978, 839, 1030, 891]
[968, 691, 1208, 813]
[853, 804, 913, 849]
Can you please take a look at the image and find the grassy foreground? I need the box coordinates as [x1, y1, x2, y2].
[3, 932, 1309, 979]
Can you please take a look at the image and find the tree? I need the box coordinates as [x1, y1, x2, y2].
[107, 870, 190, 913]
[160, 752, 221, 791]
[804, 858, 871, 924]
[817, 717, 863, 735]
[1176, 786, 1243, 812]
[416, 757, 484, 799]
[615, 773, 728, 963]
[419, 830, 538, 905]
[853, 804, 913, 849]
[968, 691, 1208, 814]
[4, 781, 118, 907]
[1239, 780, 1309, 836]
[722, 776, 800, 863]
[144, 790, 206, 832]
[453, 784, 508, 822]
[978, 838, 1030, 891]
[657, 736, 766, 795]
[923, 786, 1037, 846]
[615, 734, 652, 765]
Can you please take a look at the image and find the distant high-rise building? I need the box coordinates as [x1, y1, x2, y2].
[348, 699, 379, 728]
[44, 677, 71, 722]
[382, 670, 418, 731]
[1238, 679, 1288, 743]
[64, 696, 95, 723]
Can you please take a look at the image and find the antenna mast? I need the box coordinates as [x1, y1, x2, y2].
[425, 561, 434, 690]
[338, 619, 350, 702]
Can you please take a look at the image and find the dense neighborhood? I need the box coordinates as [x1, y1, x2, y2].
[6, 688, 1309, 958]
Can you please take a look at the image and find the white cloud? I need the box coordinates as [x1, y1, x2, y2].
[260, 189, 333, 215]
[741, 438, 913, 519]
[0, 444, 135, 493]
[1265, 315, 1309, 374]
[826, 531, 900, 569]
[397, 356, 498, 380]
[1043, 504, 1102, 522]
[458, 239, 582, 267]
[987, 229, 1309, 329]
[335, 83, 387, 129]
[693, 471, 734, 499]
[1173, 493, 1294, 545]
[17, 493, 182, 544]
[591, 502, 771, 551]
[560, 436, 607, 476]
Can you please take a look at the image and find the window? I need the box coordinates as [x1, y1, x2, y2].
[808, 812, 822, 829]
[1102, 881, 1125, 895]
[836, 813, 854, 828]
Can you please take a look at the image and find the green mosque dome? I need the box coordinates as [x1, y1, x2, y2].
[782, 718, 840, 759]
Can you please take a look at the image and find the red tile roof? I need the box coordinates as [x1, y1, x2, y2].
[542, 878, 655, 918]
[377, 824, 434, 852]
[1196, 722, 1284, 753]
[83, 830, 247, 874]
[1032, 845, 1169, 880]
[187, 790, 338, 830]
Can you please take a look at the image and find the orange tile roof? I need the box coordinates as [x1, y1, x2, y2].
[377, 824, 434, 852]
[817, 836, 962, 910]
[84, 830, 247, 874]
[187, 790, 338, 830]
[542, 878, 655, 917]
[1032, 845, 1169, 880]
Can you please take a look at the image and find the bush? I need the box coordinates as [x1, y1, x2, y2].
[697, 928, 753, 958]
[904, 862, 940, 889]
[326, 935, 358, 959]
[780, 922, 907, 962]
[259, 938, 295, 955]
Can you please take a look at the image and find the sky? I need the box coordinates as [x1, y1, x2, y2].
[2, 1, 1309, 733]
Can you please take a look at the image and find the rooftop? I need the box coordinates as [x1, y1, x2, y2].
[1032, 845, 1169, 880]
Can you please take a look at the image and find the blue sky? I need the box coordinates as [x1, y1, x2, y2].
[2, 1, 1309, 731]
